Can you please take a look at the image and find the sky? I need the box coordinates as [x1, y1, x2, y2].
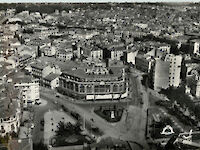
[0, 0, 199, 3]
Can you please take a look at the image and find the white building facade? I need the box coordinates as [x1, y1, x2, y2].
[190, 39, 200, 56]
[0, 100, 21, 136]
[165, 54, 182, 87]
[14, 79, 40, 107]
[153, 54, 182, 91]
[91, 49, 103, 60]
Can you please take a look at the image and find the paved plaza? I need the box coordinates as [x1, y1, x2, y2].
[44, 110, 76, 145]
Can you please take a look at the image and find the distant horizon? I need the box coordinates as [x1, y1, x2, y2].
[0, 0, 200, 3]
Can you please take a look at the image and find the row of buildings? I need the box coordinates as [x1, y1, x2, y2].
[0, 61, 39, 137]
[131, 35, 200, 100]
[0, 84, 21, 136]
[29, 57, 128, 100]
[127, 41, 183, 92]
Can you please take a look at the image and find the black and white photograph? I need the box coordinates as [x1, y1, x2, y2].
[0, 2, 200, 150]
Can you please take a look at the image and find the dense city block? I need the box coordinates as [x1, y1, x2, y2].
[1, 3, 200, 150]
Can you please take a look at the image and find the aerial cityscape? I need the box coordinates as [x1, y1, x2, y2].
[1, 3, 200, 150]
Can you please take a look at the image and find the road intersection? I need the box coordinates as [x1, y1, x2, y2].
[32, 67, 149, 149]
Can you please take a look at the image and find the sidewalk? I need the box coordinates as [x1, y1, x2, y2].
[41, 92, 119, 137]
[44, 110, 76, 145]
[41, 91, 148, 147]
[40, 86, 132, 105]
[40, 78, 148, 147]
[149, 89, 169, 101]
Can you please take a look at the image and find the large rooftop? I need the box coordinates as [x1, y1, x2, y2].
[44, 73, 59, 81]
[62, 65, 123, 80]
[10, 71, 37, 84]
[30, 60, 49, 70]
[35, 56, 124, 80]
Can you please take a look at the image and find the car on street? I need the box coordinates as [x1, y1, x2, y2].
[55, 93, 62, 98]
[31, 123, 35, 129]
[35, 99, 42, 105]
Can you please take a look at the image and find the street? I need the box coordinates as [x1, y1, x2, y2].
[31, 67, 149, 149]
[32, 98, 59, 143]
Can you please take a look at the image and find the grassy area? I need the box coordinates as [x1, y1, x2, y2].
[60, 104, 103, 137]
[160, 86, 192, 108]
[160, 86, 200, 120]
[51, 122, 92, 147]
[0, 136, 9, 150]
[94, 106, 124, 123]
[154, 100, 198, 127]
[149, 114, 181, 139]
[149, 86, 200, 128]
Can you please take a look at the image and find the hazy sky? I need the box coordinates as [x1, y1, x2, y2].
[0, 0, 199, 3]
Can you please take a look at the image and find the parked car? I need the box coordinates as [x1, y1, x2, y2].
[35, 99, 42, 105]
[31, 123, 35, 129]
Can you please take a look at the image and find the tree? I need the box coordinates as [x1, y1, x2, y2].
[160, 86, 200, 120]
[165, 134, 180, 150]
[55, 122, 81, 137]
[109, 69, 113, 74]
[0, 135, 9, 145]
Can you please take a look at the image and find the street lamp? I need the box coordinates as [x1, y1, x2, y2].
[83, 112, 85, 131]
[90, 101, 92, 113]
[125, 109, 129, 124]
[126, 98, 129, 111]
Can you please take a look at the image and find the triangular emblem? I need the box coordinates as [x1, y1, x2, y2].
[161, 125, 174, 135]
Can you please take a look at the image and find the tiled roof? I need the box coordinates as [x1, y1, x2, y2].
[30, 61, 48, 70]
[44, 73, 59, 81]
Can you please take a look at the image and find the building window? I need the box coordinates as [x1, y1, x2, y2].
[123, 82, 126, 91]
[75, 83, 78, 92]
[86, 85, 92, 93]
[68, 82, 74, 90]
[80, 84, 85, 93]
[113, 84, 118, 92]
[94, 85, 110, 93]
[119, 84, 123, 92]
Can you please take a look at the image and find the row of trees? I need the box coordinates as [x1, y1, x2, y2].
[55, 122, 82, 137]
[160, 86, 200, 120]
[0, 3, 118, 14]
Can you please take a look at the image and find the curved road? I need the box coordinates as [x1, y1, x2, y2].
[39, 67, 149, 149]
